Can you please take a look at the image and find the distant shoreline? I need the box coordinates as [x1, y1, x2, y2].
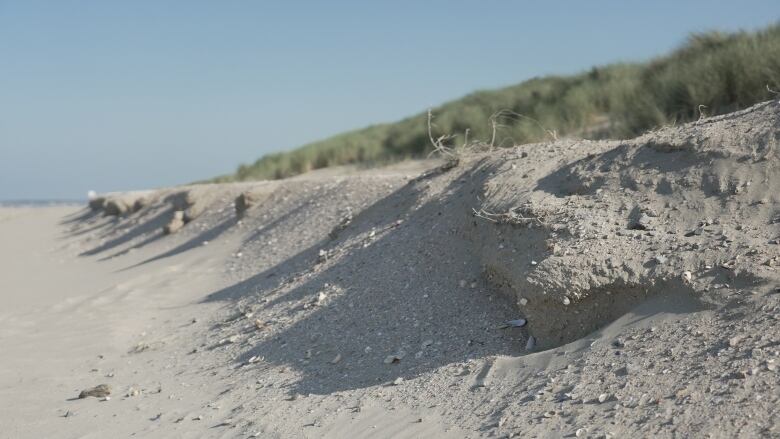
[0, 199, 83, 207]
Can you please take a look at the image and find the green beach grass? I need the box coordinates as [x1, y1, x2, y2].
[219, 23, 780, 182]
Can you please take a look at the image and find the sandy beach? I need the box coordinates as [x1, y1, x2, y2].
[2, 101, 780, 438]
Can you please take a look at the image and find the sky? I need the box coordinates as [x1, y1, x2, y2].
[1, 1, 778, 200]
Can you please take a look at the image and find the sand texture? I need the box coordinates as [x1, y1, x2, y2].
[1, 100, 779, 438]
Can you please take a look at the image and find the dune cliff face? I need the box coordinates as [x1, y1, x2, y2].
[471, 100, 780, 348]
[13, 100, 779, 437]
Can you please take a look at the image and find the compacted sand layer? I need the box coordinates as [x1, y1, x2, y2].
[1, 100, 779, 438]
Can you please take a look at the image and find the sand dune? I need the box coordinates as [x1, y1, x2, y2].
[1, 100, 779, 438]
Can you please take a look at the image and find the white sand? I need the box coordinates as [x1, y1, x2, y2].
[0, 206, 231, 437]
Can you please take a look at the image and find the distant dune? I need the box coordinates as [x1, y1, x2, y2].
[220, 23, 780, 184]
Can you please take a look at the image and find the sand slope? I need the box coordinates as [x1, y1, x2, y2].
[1, 100, 779, 438]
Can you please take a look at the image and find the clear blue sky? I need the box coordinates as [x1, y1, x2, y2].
[1, 1, 777, 200]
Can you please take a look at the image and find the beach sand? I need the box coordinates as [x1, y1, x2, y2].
[2, 101, 780, 438]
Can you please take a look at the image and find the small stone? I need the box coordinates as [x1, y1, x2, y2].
[193, 415, 203, 421]
[562, 297, 571, 306]
[682, 271, 692, 283]
[317, 292, 328, 305]
[728, 335, 743, 347]
[598, 393, 609, 403]
[632, 213, 652, 230]
[78, 384, 111, 399]
[504, 318, 527, 328]
[519, 298, 528, 306]
[576, 428, 587, 438]
[330, 354, 342, 364]
[526, 336, 536, 351]
[392, 377, 404, 386]
[384, 355, 402, 364]
[654, 255, 667, 264]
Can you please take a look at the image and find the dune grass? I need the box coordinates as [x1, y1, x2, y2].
[219, 23, 780, 182]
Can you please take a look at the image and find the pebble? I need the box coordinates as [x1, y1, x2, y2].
[728, 335, 743, 347]
[576, 428, 587, 437]
[519, 298, 528, 306]
[317, 292, 328, 305]
[526, 336, 536, 351]
[330, 354, 342, 364]
[562, 297, 571, 306]
[504, 319, 527, 328]
[78, 384, 111, 399]
[392, 377, 404, 386]
[384, 355, 402, 364]
[633, 213, 652, 230]
[598, 393, 609, 403]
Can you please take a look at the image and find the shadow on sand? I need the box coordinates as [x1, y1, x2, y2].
[200, 161, 526, 396]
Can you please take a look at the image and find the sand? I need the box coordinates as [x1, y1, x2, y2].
[1, 100, 779, 438]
